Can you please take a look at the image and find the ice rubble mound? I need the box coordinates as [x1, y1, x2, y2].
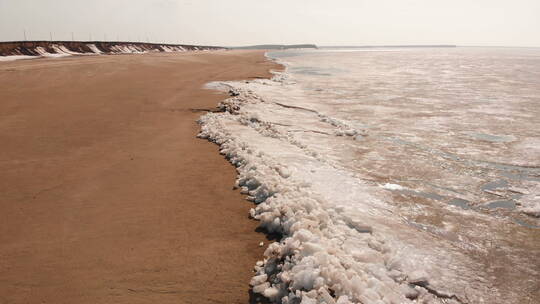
[517, 184, 540, 218]
[200, 116, 421, 304]
[198, 81, 490, 304]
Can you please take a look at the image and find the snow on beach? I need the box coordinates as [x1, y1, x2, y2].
[199, 48, 540, 303]
[0, 54, 38, 61]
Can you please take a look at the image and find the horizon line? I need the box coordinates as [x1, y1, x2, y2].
[2, 40, 540, 49]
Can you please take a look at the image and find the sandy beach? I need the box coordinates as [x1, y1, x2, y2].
[0, 51, 280, 303]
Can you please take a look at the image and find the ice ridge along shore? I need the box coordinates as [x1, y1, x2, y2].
[197, 70, 510, 303]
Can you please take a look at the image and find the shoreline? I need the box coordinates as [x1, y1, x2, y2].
[0, 50, 282, 303]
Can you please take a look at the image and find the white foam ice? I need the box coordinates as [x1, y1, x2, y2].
[381, 184, 404, 191]
[199, 84, 496, 304]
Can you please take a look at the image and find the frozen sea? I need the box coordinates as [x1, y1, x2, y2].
[200, 47, 540, 304]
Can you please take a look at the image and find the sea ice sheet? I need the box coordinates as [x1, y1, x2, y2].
[199, 47, 540, 304]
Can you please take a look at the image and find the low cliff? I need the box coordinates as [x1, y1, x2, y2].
[0, 41, 225, 59]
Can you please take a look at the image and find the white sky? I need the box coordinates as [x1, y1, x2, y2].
[0, 0, 539, 47]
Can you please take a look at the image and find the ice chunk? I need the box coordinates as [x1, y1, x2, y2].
[253, 282, 270, 294]
[518, 184, 540, 217]
[382, 183, 404, 191]
[275, 165, 291, 178]
[408, 270, 429, 285]
[336, 295, 350, 304]
[318, 288, 336, 304]
[300, 296, 317, 304]
[344, 129, 357, 136]
[263, 287, 280, 299]
[250, 274, 268, 286]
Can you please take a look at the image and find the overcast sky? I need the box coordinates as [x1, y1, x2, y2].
[0, 0, 539, 47]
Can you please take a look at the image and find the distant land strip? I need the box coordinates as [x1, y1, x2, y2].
[228, 44, 458, 50]
[319, 45, 457, 48]
[230, 44, 318, 50]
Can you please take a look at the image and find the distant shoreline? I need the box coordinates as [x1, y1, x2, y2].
[0, 40, 225, 61]
[319, 44, 456, 48]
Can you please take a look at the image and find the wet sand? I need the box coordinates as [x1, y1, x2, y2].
[0, 51, 280, 303]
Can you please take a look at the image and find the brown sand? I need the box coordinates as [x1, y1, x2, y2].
[0, 51, 281, 303]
